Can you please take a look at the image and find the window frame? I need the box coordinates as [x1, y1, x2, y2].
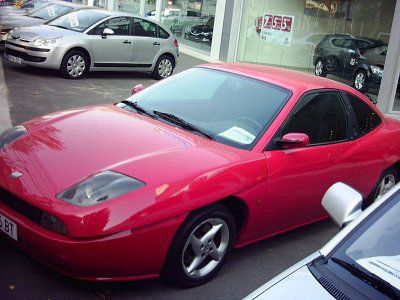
[266, 89, 353, 151]
[132, 17, 160, 38]
[87, 16, 133, 36]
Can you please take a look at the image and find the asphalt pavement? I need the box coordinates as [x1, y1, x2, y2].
[0, 53, 338, 300]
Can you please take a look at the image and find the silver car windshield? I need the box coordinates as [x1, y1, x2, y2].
[48, 10, 108, 32]
[27, 4, 73, 20]
[126, 68, 291, 150]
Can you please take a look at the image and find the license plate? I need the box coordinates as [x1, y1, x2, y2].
[0, 213, 18, 241]
[8, 55, 22, 64]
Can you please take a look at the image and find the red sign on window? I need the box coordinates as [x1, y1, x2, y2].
[281, 16, 293, 32]
[263, 14, 273, 29]
[272, 15, 282, 30]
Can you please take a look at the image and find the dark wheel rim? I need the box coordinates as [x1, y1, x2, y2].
[181, 217, 229, 279]
[325, 57, 337, 71]
[374, 174, 396, 200]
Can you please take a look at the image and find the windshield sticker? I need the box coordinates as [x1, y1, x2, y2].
[68, 13, 79, 27]
[218, 126, 255, 144]
[47, 6, 55, 17]
[357, 255, 400, 289]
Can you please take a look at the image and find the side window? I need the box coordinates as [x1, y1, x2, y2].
[133, 18, 157, 37]
[332, 38, 344, 47]
[357, 40, 373, 50]
[346, 93, 382, 136]
[159, 26, 170, 39]
[343, 39, 358, 50]
[282, 92, 348, 145]
[88, 17, 131, 35]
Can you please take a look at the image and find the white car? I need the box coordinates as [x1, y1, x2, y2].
[245, 182, 400, 299]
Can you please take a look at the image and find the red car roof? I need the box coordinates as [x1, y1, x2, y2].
[202, 63, 356, 95]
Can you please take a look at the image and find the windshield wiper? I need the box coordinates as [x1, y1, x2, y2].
[120, 100, 155, 119]
[331, 257, 400, 299]
[30, 16, 44, 19]
[49, 24, 69, 30]
[153, 111, 213, 140]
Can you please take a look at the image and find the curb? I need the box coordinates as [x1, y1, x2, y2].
[0, 58, 12, 132]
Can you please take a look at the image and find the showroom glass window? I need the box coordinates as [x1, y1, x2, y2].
[282, 92, 348, 145]
[346, 93, 381, 137]
[160, 0, 216, 53]
[237, 0, 396, 100]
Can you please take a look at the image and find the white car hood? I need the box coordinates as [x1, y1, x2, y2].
[251, 266, 334, 299]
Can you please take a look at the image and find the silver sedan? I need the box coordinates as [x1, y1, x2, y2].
[5, 9, 179, 79]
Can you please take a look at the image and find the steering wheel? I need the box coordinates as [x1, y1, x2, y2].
[235, 117, 263, 133]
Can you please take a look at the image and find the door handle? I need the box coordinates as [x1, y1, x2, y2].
[123, 40, 132, 44]
[153, 42, 160, 46]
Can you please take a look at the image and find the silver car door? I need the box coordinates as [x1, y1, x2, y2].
[87, 17, 134, 66]
[131, 18, 163, 67]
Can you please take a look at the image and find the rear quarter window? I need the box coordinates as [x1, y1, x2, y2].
[347, 93, 382, 137]
[159, 27, 170, 39]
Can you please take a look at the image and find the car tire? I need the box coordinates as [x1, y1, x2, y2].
[163, 204, 236, 288]
[354, 69, 369, 93]
[325, 56, 339, 72]
[151, 55, 174, 80]
[315, 59, 327, 77]
[364, 167, 398, 208]
[60, 50, 89, 79]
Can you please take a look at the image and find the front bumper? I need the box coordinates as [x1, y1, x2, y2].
[4, 40, 63, 69]
[0, 195, 181, 281]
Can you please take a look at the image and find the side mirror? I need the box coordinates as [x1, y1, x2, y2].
[278, 133, 309, 149]
[102, 28, 114, 38]
[322, 182, 364, 229]
[131, 84, 144, 94]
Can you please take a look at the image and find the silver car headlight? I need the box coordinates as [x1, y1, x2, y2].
[32, 37, 62, 47]
[370, 65, 383, 77]
[57, 171, 145, 207]
[0, 125, 27, 150]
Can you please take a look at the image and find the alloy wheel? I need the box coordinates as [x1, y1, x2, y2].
[374, 174, 396, 200]
[325, 57, 337, 71]
[315, 60, 324, 76]
[354, 72, 365, 90]
[181, 217, 229, 279]
[158, 59, 173, 78]
[67, 55, 85, 78]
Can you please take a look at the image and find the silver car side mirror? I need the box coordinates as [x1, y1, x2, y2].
[322, 182, 364, 229]
[102, 28, 114, 38]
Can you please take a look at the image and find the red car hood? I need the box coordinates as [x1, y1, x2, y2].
[0, 105, 250, 199]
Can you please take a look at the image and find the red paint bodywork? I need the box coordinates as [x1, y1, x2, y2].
[1, 63, 400, 281]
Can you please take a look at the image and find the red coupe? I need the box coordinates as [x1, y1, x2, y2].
[1, 64, 400, 287]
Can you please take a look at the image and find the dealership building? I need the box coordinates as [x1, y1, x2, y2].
[80, 0, 400, 117]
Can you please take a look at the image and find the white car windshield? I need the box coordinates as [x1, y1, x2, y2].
[48, 10, 108, 32]
[27, 4, 73, 20]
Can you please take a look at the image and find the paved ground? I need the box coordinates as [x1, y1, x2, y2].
[0, 53, 338, 300]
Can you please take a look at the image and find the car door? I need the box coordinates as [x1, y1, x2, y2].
[87, 16, 134, 66]
[341, 38, 359, 73]
[261, 91, 362, 235]
[131, 18, 163, 67]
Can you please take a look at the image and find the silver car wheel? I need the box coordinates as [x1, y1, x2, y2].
[374, 174, 396, 200]
[181, 217, 229, 279]
[158, 59, 173, 78]
[315, 60, 323, 76]
[67, 55, 86, 78]
[354, 72, 365, 90]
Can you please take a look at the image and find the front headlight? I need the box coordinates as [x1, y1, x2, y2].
[31, 37, 62, 47]
[0, 125, 27, 150]
[370, 65, 384, 77]
[57, 171, 145, 207]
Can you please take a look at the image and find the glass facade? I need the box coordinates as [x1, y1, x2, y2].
[160, 0, 216, 53]
[237, 0, 396, 100]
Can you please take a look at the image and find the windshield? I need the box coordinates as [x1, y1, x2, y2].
[27, 4, 73, 20]
[125, 68, 291, 150]
[48, 10, 107, 32]
[330, 189, 400, 291]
